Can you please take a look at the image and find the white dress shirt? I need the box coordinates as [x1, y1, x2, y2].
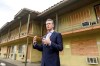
[46, 30, 54, 39]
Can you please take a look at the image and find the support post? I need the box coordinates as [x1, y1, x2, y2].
[0, 34, 1, 44]
[41, 21, 43, 36]
[19, 20, 21, 38]
[7, 28, 10, 42]
[25, 13, 31, 66]
[56, 13, 59, 32]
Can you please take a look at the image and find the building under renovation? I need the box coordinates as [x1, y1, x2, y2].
[0, 0, 100, 66]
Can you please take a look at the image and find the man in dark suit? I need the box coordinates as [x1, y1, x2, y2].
[33, 19, 63, 66]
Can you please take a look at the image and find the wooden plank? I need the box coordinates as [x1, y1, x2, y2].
[25, 14, 31, 66]
[71, 38, 99, 56]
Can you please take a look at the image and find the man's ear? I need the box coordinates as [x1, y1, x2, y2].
[53, 24, 55, 29]
[53, 24, 54, 27]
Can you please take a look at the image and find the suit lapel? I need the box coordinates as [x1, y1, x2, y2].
[50, 31, 55, 40]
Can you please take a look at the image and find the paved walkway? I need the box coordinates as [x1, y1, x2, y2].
[0, 58, 41, 66]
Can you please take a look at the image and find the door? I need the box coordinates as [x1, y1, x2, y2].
[7, 46, 11, 58]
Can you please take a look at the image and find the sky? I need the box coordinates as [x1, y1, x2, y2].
[0, 0, 62, 28]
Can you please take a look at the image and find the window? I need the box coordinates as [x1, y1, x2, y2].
[71, 38, 98, 56]
[11, 46, 14, 53]
[82, 21, 90, 26]
[18, 45, 22, 53]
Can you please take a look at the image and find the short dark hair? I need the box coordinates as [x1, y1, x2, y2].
[46, 19, 54, 24]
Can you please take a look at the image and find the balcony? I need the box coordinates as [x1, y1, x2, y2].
[60, 21, 100, 36]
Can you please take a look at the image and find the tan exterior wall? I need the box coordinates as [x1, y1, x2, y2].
[32, 21, 41, 36]
[59, 1, 100, 66]
[0, 20, 41, 62]
[31, 43, 42, 62]
[0, 1, 100, 65]
[60, 33, 100, 66]
[10, 27, 19, 41]
[0, 46, 7, 58]
[58, 2, 99, 33]
[0, 34, 8, 43]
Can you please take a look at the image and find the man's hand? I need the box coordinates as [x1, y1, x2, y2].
[42, 38, 51, 45]
[33, 36, 37, 44]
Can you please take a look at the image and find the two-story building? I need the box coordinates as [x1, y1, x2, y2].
[0, 0, 100, 66]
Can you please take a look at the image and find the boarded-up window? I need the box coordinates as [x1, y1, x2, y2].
[42, 23, 47, 35]
[29, 22, 32, 34]
[95, 5, 100, 23]
[71, 38, 98, 56]
[59, 7, 92, 26]
[18, 45, 22, 53]
[0, 47, 1, 52]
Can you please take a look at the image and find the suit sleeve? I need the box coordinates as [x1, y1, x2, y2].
[33, 43, 43, 51]
[50, 33, 63, 51]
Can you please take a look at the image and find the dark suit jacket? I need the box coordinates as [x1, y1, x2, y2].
[33, 31, 63, 66]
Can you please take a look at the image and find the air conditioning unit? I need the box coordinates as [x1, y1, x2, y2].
[82, 21, 90, 27]
[90, 21, 97, 25]
[19, 53, 24, 59]
[21, 33, 26, 36]
[86, 57, 99, 64]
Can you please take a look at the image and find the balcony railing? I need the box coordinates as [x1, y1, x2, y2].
[59, 21, 100, 33]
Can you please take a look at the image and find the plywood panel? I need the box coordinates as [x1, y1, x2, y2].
[20, 24, 27, 37]
[71, 38, 99, 56]
[95, 5, 100, 23]
[1, 46, 7, 54]
[9, 28, 19, 40]
[58, 6, 96, 33]
[1, 34, 8, 43]
[32, 22, 41, 36]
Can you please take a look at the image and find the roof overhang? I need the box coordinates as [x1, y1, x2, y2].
[37, 0, 99, 18]
[0, 8, 40, 34]
[14, 8, 40, 19]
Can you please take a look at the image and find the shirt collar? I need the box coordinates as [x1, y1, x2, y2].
[47, 29, 54, 33]
[50, 30, 54, 33]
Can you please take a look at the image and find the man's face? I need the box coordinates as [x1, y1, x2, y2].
[46, 21, 54, 31]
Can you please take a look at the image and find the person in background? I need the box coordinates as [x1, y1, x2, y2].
[33, 18, 63, 66]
